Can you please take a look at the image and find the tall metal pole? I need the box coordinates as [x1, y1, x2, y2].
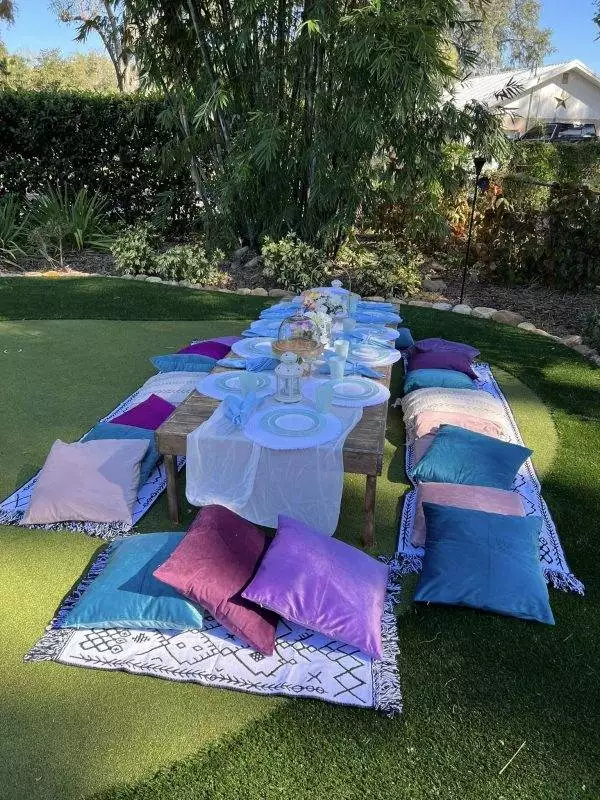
[459, 156, 486, 306]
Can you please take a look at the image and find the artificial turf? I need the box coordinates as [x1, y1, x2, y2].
[0, 280, 598, 800]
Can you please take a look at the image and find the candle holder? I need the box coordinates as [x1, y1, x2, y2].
[274, 352, 303, 403]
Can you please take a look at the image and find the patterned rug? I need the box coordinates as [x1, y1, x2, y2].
[0, 375, 193, 540]
[395, 362, 584, 595]
[25, 546, 403, 715]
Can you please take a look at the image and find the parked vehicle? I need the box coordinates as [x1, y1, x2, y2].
[520, 122, 598, 142]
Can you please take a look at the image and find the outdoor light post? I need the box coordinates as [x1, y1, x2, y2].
[459, 155, 487, 305]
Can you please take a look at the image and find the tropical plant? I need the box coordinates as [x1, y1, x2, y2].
[261, 233, 329, 291]
[337, 239, 423, 297]
[27, 186, 114, 266]
[126, 0, 507, 250]
[0, 193, 26, 266]
[154, 244, 229, 285]
[111, 222, 159, 274]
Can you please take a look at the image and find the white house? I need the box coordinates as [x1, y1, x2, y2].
[453, 59, 600, 135]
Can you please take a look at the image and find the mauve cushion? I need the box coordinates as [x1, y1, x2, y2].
[153, 505, 279, 655]
[412, 338, 480, 359]
[110, 394, 175, 431]
[22, 438, 148, 525]
[178, 340, 232, 359]
[412, 434, 436, 464]
[411, 410, 507, 442]
[242, 515, 388, 659]
[407, 350, 478, 379]
[412, 482, 525, 547]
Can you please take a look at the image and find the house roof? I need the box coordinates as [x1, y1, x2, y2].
[452, 59, 600, 109]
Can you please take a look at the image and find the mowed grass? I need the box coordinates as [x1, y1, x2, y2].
[0, 280, 598, 800]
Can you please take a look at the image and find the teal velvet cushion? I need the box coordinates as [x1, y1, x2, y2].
[404, 368, 475, 394]
[408, 424, 532, 490]
[151, 354, 215, 373]
[395, 327, 415, 349]
[414, 503, 554, 624]
[83, 422, 158, 486]
[58, 533, 205, 630]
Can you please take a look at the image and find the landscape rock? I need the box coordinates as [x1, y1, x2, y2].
[268, 288, 294, 297]
[422, 278, 447, 293]
[146, 276, 162, 283]
[589, 353, 600, 367]
[573, 344, 595, 356]
[471, 306, 497, 319]
[237, 288, 252, 295]
[534, 328, 552, 337]
[432, 302, 452, 311]
[492, 310, 525, 326]
[119, 274, 134, 280]
[133, 274, 148, 281]
[561, 335, 582, 347]
[232, 246, 250, 263]
[408, 300, 433, 308]
[244, 256, 262, 272]
[517, 322, 537, 331]
[179, 280, 194, 287]
[452, 304, 472, 315]
[364, 295, 386, 302]
[250, 287, 268, 296]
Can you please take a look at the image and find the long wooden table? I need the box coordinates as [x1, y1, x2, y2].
[155, 361, 392, 547]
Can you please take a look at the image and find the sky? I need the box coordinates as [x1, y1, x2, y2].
[1, 0, 600, 73]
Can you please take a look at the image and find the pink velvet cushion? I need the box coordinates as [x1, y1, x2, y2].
[408, 350, 478, 379]
[22, 438, 149, 525]
[110, 394, 176, 431]
[412, 410, 507, 442]
[177, 340, 232, 359]
[153, 505, 279, 655]
[412, 338, 480, 360]
[412, 482, 525, 547]
[242, 515, 389, 659]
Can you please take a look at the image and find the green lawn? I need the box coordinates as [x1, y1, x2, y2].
[0, 279, 598, 800]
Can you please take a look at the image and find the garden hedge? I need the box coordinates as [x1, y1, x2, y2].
[0, 89, 196, 227]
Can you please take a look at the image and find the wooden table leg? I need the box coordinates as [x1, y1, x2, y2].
[363, 474, 377, 548]
[164, 454, 180, 524]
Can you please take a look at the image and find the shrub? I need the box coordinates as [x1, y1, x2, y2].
[261, 233, 329, 291]
[153, 245, 229, 286]
[337, 240, 423, 297]
[0, 193, 26, 266]
[583, 310, 600, 351]
[112, 223, 159, 275]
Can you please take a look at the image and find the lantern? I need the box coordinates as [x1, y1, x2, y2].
[274, 351, 303, 403]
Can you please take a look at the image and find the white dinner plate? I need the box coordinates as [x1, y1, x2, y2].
[328, 377, 391, 407]
[243, 404, 343, 450]
[231, 337, 276, 358]
[197, 371, 276, 401]
[349, 343, 402, 367]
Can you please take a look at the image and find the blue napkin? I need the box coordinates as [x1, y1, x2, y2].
[318, 361, 383, 379]
[346, 331, 395, 349]
[217, 356, 279, 372]
[357, 301, 396, 312]
[222, 393, 262, 426]
[353, 311, 402, 325]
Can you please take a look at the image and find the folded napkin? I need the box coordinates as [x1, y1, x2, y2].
[353, 311, 401, 325]
[318, 361, 383, 379]
[217, 356, 279, 372]
[346, 331, 395, 348]
[357, 301, 396, 312]
[222, 393, 262, 426]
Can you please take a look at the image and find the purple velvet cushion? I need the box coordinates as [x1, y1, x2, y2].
[413, 338, 480, 360]
[242, 515, 389, 659]
[153, 505, 279, 655]
[177, 340, 232, 359]
[407, 350, 478, 379]
[110, 394, 176, 431]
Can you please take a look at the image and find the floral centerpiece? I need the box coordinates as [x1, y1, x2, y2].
[301, 287, 347, 345]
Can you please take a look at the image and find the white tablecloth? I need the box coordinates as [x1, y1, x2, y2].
[185, 398, 362, 535]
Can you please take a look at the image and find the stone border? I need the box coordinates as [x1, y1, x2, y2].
[405, 299, 600, 368]
[1, 272, 597, 367]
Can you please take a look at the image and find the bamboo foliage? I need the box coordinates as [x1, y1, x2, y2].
[126, 0, 506, 248]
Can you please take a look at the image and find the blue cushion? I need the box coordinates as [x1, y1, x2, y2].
[395, 327, 415, 350]
[151, 354, 215, 373]
[58, 533, 205, 631]
[83, 422, 158, 486]
[409, 424, 532, 490]
[404, 368, 475, 393]
[414, 503, 554, 624]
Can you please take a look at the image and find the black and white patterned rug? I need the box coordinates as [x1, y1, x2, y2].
[25, 547, 403, 715]
[395, 362, 584, 595]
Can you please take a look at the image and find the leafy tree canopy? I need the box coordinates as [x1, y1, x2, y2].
[127, 0, 507, 250]
[0, 47, 117, 91]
